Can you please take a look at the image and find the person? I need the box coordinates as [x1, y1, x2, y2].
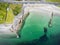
[38, 27, 48, 41]
[44, 27, 47, 34]
[48, 12, 53, 27]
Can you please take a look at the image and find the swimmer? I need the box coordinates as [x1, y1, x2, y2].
[19, 18, 22, 24]
[48, 12, 53, 27]
[48, 19, 52, 27]
[44, 27, 47, 34]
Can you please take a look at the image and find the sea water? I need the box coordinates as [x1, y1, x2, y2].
[20, 11, 50, 41]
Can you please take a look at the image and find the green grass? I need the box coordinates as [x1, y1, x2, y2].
[0, 7, 14, 24]
[0, 2, 22, 24]
[0, 11, 6, 24]
[0, 15, 5, 24]
[5, 8, 14, 24]
[46, 0, 60, 2]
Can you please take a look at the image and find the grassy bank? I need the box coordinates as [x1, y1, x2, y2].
[0, 2, 22, 24]
[46, 0, 60, 2]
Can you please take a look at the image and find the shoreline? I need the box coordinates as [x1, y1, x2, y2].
[14, 12, 30, 32]
[8, 11, 30, 38]
[0, 4, 60, 37]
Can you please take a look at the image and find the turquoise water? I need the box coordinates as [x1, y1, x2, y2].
[21, 11, 50, 41]
[0, 12, 60, 45]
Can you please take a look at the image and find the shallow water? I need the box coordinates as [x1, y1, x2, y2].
[0, 12, 60, 45]
[20, 12, 50, 41]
